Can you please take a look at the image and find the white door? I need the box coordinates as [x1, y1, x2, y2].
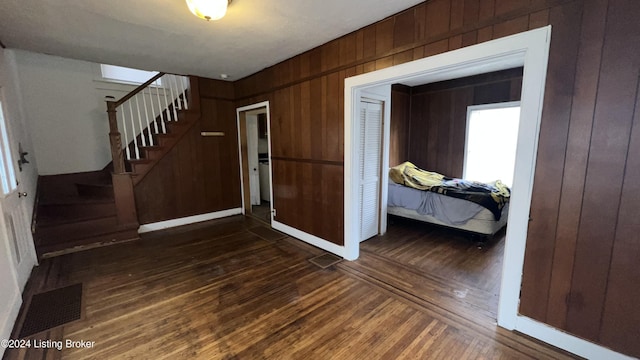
[0, 92, 36, 343]
[358, 98, 383, 242]
[247, 115, 261, 205]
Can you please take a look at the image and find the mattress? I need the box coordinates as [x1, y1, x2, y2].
[387, 182, 509, 235]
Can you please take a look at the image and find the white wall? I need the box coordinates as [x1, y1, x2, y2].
[12, 50, 153, 175]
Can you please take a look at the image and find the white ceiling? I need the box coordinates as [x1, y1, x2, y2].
[0, 0, 424, 81]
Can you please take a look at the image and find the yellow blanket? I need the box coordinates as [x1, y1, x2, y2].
[389, 162, 444, 190]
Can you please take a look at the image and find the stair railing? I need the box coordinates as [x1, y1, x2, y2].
[106, 73, 190, 173]
[105, 72, 191, 229]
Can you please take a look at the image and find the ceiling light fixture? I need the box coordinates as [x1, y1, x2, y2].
[186, 0, 232, 21]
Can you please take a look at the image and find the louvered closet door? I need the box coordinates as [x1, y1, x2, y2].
[359, 99, 383, 242]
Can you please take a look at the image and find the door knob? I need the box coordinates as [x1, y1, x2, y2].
[18, 192, 27, 198]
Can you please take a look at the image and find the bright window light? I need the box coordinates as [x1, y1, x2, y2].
[100, 64, 159, 85]
[0, 100, 17, 195]
[464, 102, 520, 188]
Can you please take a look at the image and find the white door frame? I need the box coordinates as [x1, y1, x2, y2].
[344, 27, 632, 359]
[358, 89, 391, 240]
[245, 114, 261, 205]
[236, 101, 273, 218]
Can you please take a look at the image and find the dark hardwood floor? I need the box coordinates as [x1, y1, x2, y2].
[4, 215, 577, 360]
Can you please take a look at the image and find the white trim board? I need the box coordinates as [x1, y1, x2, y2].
[138, 208, 242, 233]
[235, 101, 272, 217]
[514, 317, 636, 360]
[343, 26, 631, 359]
[271, 221, 345, 257]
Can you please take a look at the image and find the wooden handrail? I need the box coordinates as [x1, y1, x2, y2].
[115, 72, 165, 107]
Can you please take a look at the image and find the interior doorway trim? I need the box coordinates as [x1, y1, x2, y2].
[236, 101, 273, 219]
[345, 25, 632, 360]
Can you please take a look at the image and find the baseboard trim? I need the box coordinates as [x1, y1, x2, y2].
[138, 208, 242, 233]
[514, 316, 635, 360]
[271, 221, 345, 258]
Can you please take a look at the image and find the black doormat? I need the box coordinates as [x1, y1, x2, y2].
[19, 283, 82, 338]
[309, 253, 342, 269]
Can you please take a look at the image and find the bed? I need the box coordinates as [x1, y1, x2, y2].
[387, 162, 510, 237]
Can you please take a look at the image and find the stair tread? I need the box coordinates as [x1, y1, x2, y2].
[38, 228, 140, 259]
[37, 207, 117, 227]
[35, 216, 137, 243]
[39, 195, 115, 206]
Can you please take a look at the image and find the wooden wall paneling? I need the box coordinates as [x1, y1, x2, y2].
[477, 25, 494, 43]
[299, 81, 312, 159]
[326, 72, 343, 161]
[390, 85, 411, 167]
[311, 77, 323, 160]
[600, 77, 640, 358]
[426, 92, 442, 170]
[435, 91, 453, 175]
[321, 39, 340, 73]
[463, 0, 481, 26]
[340, 32, 358, 67]
[449, 35, 463, 51]
[425, 39, 450, 57]
[309, 48, 322, 77]
[409, 92, 430, 169]
[528, 9, 550, 29]
[519, 0, 585, 322]
[495, 0, 530, 17]
[412, 46, 425, 61]
[450, 0, 465, 32]
[478, 0, 496, 21]
[414, 3, 427, 42]
[449, 87, 474, 177]
[135, 151, 177, 224]
[376, 18, 395, 57]
[461, 31, 479, 47]
[473, 81, 511, 104]
[405, 69, 522, 176]
[393, 8, 416, 49]
[174, 127, 197, 215]
[201, 98, 242, 212]
[545, 0, 608, 330]
[375, 56, 394, 71]
[361, 26, 376, 60]
[565, 0, 639, 342]
[289, 83, 301, 159]
[426, 0, 452, 37]
[393, 50, 414, 66]
[492, 15, 529, 39]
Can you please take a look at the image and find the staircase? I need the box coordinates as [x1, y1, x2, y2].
[33, 73, 199, 259]
[33, 170, 138, 258]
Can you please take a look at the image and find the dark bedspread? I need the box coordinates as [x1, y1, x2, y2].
[389, 162, 510, 220]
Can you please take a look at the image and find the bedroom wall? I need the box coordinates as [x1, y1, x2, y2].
[134, 78, 242, 224]
[403, 68, 523, 178]
[390, 84, 411, 167]
[231, 0, 639, 357]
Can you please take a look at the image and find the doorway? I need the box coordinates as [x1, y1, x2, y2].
[236, 102, 273, 224]
[0, 86, 38, 344]
[344, 27, 551, 332]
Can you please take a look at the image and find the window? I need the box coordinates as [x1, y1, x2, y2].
[0, 98, 17, 195]
[463, 102, 520, 188]
[100, 64, 159, 85]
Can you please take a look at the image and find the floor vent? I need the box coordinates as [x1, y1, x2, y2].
[19, 283, 82, 338]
